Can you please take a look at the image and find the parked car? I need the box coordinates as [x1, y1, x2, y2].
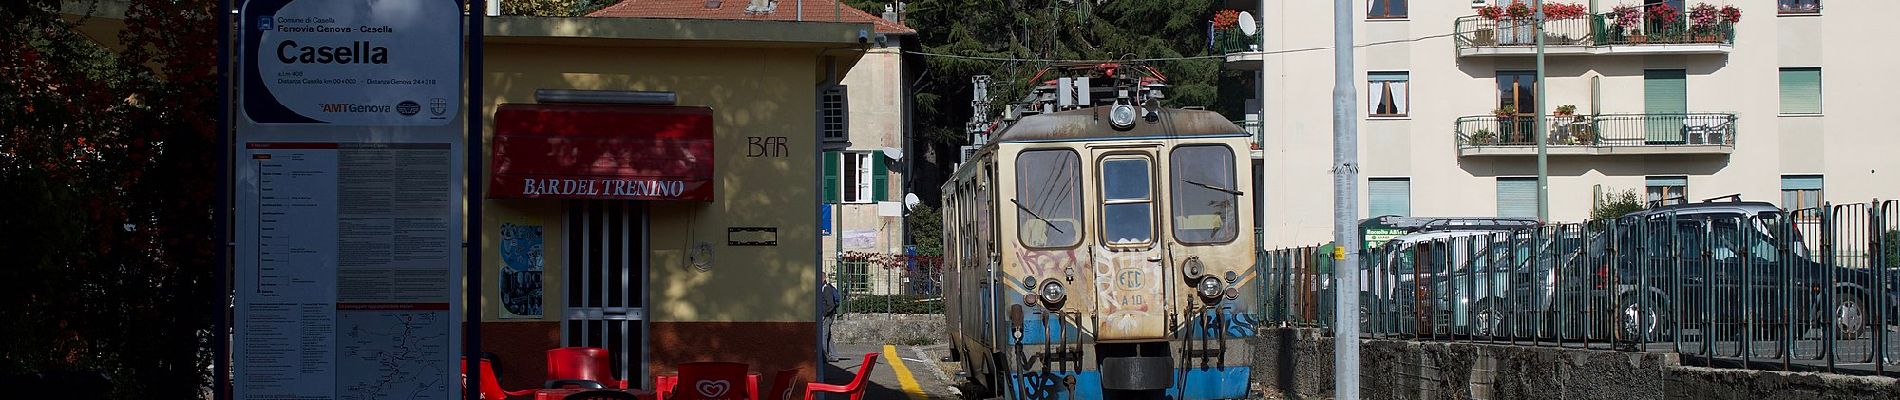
[1538, 198, 1883, 342]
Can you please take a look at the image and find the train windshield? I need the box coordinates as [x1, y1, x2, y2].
[1015, 150, 1081, 247]
[1170, 145, 1238, 243]
[1101, 157, 1155, 244]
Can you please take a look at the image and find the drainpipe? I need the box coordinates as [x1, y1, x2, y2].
[1535, 0, 1550, 222]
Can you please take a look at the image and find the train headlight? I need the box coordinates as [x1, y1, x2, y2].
[1109, 104, 1138, 129]
[1196, 276, 1224, 301]
[1182, 257, 1205, 283]
[1039, 279, 1068, 308]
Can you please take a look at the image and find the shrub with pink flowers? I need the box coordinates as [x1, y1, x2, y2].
[1689, 3, 1720, 34]
[1720, 5, 1742, 24]
[1613, 5, 1643, 32]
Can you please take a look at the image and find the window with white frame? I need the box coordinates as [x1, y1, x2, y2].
[821, 85, 849, 142]
[842, 151, 874, 203]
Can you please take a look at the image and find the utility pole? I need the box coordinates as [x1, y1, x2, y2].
[1257, 0, 1269, 257]
[1329, 0, 1361, 397]
[1534, 0, 1550, 221]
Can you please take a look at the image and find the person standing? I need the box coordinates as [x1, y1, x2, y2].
[818, 276, 841, 361]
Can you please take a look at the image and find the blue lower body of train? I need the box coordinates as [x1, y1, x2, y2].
[971, 308, 1257, 400]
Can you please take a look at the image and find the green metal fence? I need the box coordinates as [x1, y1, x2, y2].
[1257, 200, 1900, 376]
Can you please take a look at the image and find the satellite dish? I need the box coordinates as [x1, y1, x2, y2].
[1237, 11, 1258, 36]
[882, 147, 904, 161]
[904, 193, 921, 211]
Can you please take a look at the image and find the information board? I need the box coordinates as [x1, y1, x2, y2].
[232, 1, 464, 399]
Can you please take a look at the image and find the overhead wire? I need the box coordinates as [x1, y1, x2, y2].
[903, 30, 1464, 64]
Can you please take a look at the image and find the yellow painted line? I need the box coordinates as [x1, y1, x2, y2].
[882, 344, 929, 400]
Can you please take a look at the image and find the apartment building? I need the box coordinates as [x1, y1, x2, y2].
[1215, 0, 1900, 247]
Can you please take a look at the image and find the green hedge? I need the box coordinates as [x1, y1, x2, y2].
[841, 294, 944, 314]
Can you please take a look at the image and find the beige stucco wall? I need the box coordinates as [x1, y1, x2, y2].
[481, 40, 862, 323]
[1241, 0, 1900, 247]
[819, 46, 911, 295]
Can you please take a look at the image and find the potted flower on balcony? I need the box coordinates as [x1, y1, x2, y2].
[1613, 5, 1645, 43]
[1494, 105, 1520, 143]
[1504, 1, 1535, 44]
[1470, 129, 1499, 146]
[1554, 104, 1577, 118]
[1212, 9, 1242, 51]
[1688, 3, 1721, 43]
[1720, 5, 1742, 41]
[1647, 3, 1683, 42]
[1473, 5, 1504, 45]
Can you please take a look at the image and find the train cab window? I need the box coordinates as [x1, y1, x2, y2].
[1015, 150, 1081, 248]
[1100, 156, 1154, 245]
[1169, 145, 1239, 244]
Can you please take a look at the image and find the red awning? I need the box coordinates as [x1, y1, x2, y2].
[490, 104, 714, 201]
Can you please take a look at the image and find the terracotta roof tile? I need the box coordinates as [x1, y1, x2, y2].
[589, 0, 915, 34]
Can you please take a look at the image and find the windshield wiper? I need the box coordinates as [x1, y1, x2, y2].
[1010, 198, 1066, 234]
[1185, 180, 1244, 196]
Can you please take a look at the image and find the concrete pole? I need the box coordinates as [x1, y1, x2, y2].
[1330, 0, 1361, 397]
[1535, 0, 1550, 222]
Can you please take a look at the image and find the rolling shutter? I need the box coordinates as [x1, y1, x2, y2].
[1644, 69, 1688, 143]
[1496, 178, 1538, 218]
[1369, 178, 1411, 217]
[1781, 175, 1823, 191]
[1780, 68, 1822, 114]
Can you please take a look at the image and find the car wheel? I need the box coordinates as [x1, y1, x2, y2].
[1832, 292, 1869, 341]
[1473, 301, 1505, 338]
[1619, 296, 1668, 342]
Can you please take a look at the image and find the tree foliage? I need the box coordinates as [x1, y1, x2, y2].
[1591, 188, 1645, 221]
[2, 0, 219, 397]
[905, 203, 943, 256]
[883, 0, 1227, 145]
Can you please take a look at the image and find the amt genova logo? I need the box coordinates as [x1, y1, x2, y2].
[258, 16, 273, 31]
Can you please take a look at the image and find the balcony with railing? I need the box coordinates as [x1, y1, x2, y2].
[1453, 4, 1739, 57]
[1454, 112, 1736, 157]
[1233, 120, 1263, 157]
[1210, 19, 1266, 68]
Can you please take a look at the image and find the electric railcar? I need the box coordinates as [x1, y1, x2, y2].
[942, 68, 1258, 400]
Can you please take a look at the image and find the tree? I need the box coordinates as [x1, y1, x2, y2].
[905, 203, 943, 257]
[1591, 188, 1645, 221]
[2, 0, 219, 397]
[883, 0, 1229, 204]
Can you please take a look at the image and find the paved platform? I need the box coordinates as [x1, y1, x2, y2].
[820, 343, 962, 400]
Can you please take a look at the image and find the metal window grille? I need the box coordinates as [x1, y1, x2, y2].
[821, 85, 849, 142]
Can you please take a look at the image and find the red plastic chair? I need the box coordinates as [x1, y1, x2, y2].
[667, 362, 756, 400]
[801, 353, 877, 400]
[461, 357, 536, 400]
[654, 375, 679, 400]
[548, 347, 627, 389]
[767, 368, 803, 400]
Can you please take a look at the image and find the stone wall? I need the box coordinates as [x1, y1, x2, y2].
[831, 313, 945, 345]
[1247, 328, 1897, 400]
